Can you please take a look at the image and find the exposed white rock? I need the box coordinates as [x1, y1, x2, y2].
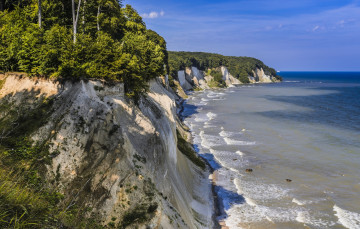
[221, 66, 234, 87]
[178, 70, 193, 91]
[191, 67, 209, 89]
[0, 74, 214, 229]
[252, 67, 273, 83]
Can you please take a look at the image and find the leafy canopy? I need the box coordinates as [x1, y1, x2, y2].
[0, 0, 168, 99]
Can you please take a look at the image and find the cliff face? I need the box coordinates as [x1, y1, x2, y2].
[176, 66, 279, 92]
[0, 73, 214, 228]
[249, 67, 274, 83]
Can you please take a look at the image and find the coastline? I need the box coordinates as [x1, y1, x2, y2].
[178, 90, 227, 229]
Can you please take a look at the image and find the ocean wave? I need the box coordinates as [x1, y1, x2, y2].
[196, 101, 208, 106]
[207, 92, 225, 98]
[224, 137, 256, 146]
[234, 178, 289, 201]
[334, 205, 360, 229]
[296, 211, 335, 228]
[236, 150, 244, 156]
[200, 132, 226, 149]
[292, 197, 326, 206]
[206, 112, 217, 120]
[219, 130, 243, 138]
[225, 203, 303, 225]
[292, 198, 306, 206]
[210, 149, 249, 169]
[194, 113, 210, 122]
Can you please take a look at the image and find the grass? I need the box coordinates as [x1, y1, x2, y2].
[0, 164, 61, 228]
[120, 203, 158, 228]
[176, 130, 206, 170]
[0, 96, 70, 228]
[0, 78, 5, 90]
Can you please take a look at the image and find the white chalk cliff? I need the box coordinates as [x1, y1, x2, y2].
[0, 73, 215, 228]
[176, 66, 279, 92]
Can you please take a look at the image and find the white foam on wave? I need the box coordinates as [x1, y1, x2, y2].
[200, 132, 226, 149]
[225, 199, 307, 226]
[207, 92, 225, 98]
[236, 150, 244, 156]
[201, 98, 209, 102]
[206, 112, 217, 120]
[296, 211, 335, 228]
[245, 197, 257, 207]
[296, 211, 307, 223]
[194, 113, 209, 123]
[234, 178, 289, 201]
[292, 198, 305, 206]
[334, 205, 360, 229]
[224, 137, 256, 146]
[292, 198, 322, 206]
[219, 130, 233, 137]
[210, 149, 249, 170]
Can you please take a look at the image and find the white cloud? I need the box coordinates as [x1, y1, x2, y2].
[142, 10, 165, 19]
[312, 25, 320, 31]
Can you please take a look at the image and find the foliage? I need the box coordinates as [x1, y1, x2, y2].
[0, 1, 168, 101]
[176, 130, 206, 170]
[208, 69, 226, 88]
[0, 164, 65, 228]
[120, 203, 158, 228]
[168, 51, 282, 83]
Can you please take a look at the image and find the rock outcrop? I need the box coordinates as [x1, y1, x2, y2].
[175, 65, 279, 92]
[251, 67, 275, 83]
[221, 66, 241, 87]
[0, 73, 214, 228]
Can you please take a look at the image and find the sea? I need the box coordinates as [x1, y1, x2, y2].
[182, 72, 360, 229]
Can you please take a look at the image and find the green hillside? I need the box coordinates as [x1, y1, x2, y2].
[168, 51, 282, 83]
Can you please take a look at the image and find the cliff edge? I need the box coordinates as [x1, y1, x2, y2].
[0, 73, 214, 228]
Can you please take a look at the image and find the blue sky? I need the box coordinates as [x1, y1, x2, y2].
[126, 0, 360, 71]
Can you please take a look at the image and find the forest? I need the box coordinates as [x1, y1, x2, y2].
[0, 0, 168, 100]
[0, 1, 168, 228]
[168, 51, 282, 83]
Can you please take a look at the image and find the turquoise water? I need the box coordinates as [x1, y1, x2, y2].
[183, 72, 360, 228]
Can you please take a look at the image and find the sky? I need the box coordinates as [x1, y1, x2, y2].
[125, 0, 360, 71]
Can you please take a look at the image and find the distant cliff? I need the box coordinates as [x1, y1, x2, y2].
[168, 51, 282, 92]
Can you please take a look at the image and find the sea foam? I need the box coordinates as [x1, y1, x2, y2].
[334, 205, 360, 229]
[224, 137, 256, 146]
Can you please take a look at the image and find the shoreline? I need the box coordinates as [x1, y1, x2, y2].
[177, 82, 282, 228]
[177, 89, 228, 229]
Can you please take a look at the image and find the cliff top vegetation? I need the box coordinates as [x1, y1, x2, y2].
[168, 51, 282, 83]
[0, 0, 168, 101]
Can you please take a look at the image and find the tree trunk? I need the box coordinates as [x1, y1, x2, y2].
[72, 0, 82, 43]
[82, 0, 86, 32]
[72, 0, 75, 42]
[97, 4, 101, 31]
[38, 0, 42, 28]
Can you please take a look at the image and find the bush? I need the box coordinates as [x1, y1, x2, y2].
[177, 130, 206, 170]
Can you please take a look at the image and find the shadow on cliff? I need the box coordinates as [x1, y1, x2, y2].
[179, 100, 199, 121]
